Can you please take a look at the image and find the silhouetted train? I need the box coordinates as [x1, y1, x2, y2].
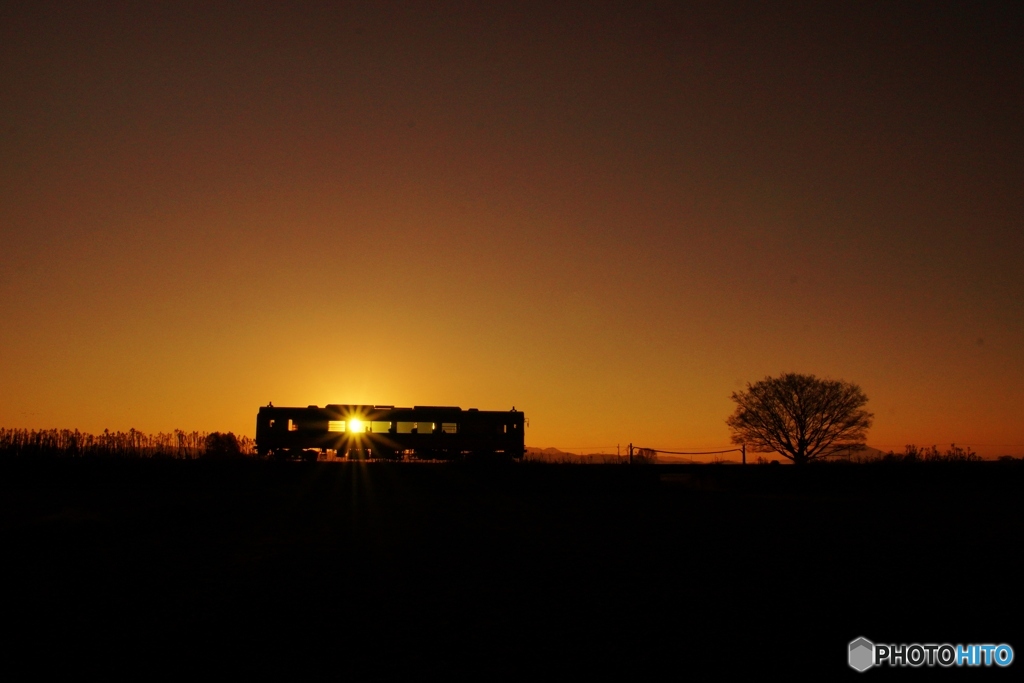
[255, 404, 525, 461]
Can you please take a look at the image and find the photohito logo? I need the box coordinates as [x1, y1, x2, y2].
[849, 637, 1014, 671]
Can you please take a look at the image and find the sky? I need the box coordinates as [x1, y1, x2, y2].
[2, 1, 1022, 456]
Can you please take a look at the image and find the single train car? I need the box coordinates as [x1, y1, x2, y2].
[255, 404, 525, 461]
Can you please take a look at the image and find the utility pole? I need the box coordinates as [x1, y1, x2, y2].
[742, 443, 746, 465]
[628, 443, 633, 465]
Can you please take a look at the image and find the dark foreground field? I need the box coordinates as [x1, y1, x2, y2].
[3, 459, 1022, 676]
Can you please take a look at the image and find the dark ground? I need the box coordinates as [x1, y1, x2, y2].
[2, 459, 1021, 677]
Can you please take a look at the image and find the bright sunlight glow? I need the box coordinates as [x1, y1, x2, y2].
[348, 418, 365, 433]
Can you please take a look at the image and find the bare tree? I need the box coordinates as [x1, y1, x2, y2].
[204, 431, 243, 459]
[726, 373, 873, 465]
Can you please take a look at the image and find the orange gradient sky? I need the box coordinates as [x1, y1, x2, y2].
[2, 2, 1022, 456]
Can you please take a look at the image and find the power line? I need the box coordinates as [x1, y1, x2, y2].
[636, 447, 743, 455]
[628, 443, 749, 464]
[542, 446, 618, 451]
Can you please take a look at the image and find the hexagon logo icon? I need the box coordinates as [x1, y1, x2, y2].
[849, 637, 875, 672]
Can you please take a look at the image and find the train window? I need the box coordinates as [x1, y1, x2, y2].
[288, 419, 298, 432]
[328, 421, 345, 432]
[497, 424, 506, 434]
[370, 421, 391, 433]
[396, 422, 416, 434]
[417, 422, 434, 434]
[441, 423, 457, 434]
[268, 419, 275, 428]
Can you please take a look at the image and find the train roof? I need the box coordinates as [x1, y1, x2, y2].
[259, 404, 521, 414]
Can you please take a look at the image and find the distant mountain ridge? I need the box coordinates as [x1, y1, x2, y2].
[525, 447, 624, 463]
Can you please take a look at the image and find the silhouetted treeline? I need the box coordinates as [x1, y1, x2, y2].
[882, 444, 980, 463]
[862, 444, 979, 463]
[0, 428, 254, 459]
[834, 444, 990, 464]
[760, 444, 1017, 464]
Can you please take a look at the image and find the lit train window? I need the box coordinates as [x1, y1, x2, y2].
[417, 422, 434, 434]
[396, 422, 416, 434]
[371, 421, 391, 433]
[441, 423, 457, 434]
[288, 419, 297, 432]
[269, 420, 275, 428]
[328, 421, 345, 432]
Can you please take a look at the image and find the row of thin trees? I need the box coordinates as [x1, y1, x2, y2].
[872, 444, 982, 463]
[752, 445, 986, 465]
[0, 428, 255, 459]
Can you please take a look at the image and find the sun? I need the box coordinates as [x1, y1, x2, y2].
[348, 418, 365, 433]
